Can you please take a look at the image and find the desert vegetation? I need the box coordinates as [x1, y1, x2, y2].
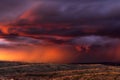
[0, 61, 119, 80]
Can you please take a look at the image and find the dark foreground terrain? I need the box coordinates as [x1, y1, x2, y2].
[0, 61, 120, 80]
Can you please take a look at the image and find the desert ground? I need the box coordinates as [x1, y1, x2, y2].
[0, 61, 119, 80]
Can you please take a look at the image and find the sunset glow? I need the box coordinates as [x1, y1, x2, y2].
[0, 46, 74, 63]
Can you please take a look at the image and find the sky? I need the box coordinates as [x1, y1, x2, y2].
[0, 0, 120, 63]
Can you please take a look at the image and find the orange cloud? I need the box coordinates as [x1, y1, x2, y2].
[0, 24, 9, 34]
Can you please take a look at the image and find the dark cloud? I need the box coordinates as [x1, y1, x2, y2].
[1, 0, 120, 45]
[0, 0, 120, 63]
[3, 0, 119, 39]
[0, 0, 34, 22]
[69, 36, 120, 63]
[18, 0, 120, 23]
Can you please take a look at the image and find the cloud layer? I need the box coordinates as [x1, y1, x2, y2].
[0, 0, 120, 63]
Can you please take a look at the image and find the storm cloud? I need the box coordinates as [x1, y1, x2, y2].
[1, 0, 119, 38]
[0, 0, 120, 63]
[0, 0, 34, 22]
